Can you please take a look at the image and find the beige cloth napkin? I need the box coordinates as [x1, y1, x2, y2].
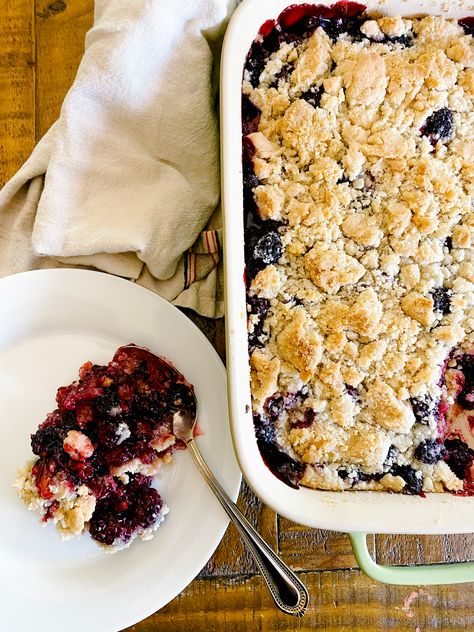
[0, 0, 237, 318]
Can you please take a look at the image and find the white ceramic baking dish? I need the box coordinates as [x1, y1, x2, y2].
[221, 0, 474, 584]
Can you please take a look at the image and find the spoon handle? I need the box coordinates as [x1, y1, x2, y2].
[187, 440, 309, 617]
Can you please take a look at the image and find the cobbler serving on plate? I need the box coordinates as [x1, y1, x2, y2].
[15, 344, 196, 549]
[242, 3, 474, 494]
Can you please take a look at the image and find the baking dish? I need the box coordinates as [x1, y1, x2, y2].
[221, 0, 474, 584]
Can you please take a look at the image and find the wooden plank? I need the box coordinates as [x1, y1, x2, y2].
[180, 311, 226, 362]
[278, 518, 375, 571]
[214, 318, 226, 363]
[0, 0, 35, 187]
[34, 0, 93, 140]
[179, 314, 224, 365]
[124, 569, 474, 631]
[376, 533, 474, 566]
[200, 480, 278, 577]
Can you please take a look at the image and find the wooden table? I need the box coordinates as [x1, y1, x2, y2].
[1, 2, 473, 630]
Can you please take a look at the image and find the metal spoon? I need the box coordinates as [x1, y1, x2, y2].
[173, 411, 309, 617]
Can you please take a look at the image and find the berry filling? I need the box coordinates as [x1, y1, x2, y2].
[390, 465, 423, 496]
[444, 439, 474, 481]
[420, 107, 454, 145]
[17, 344, 196, 548]
[247, 294, 270, 353]
[431, 287, 452, 315]
[300, 85, 324, 108]
[459, 17, 474, 35]
[244, 3, 368, 88]
[410, 394, 438, 425]
[88, 474, 165, 547]
[414, 439, 446, 465]
[253, 414, 305, 488]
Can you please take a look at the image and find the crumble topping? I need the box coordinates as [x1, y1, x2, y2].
[243, 7, 474, 493]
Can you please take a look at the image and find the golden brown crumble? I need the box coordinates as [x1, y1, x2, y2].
[244, 14, 474, 492]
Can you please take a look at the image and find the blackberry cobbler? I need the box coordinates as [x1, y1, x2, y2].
[15, 345, 196, 549]
[242, 3, 474, 494]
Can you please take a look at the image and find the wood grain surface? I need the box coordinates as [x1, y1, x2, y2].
[1, 2, 473, 631]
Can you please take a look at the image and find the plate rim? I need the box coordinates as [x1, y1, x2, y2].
[0, 267, 242, 631]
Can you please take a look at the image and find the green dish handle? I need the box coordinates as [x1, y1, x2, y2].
[349, 532, 474, 585]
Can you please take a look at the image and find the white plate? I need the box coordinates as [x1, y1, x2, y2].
[0, 269, 241, 632]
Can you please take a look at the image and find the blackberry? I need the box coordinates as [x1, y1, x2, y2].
[265, 395, 285, 420]
[246, 294, 269, 351]
[414, 439, 446, 464]
[96, 419, 123, 448]
[245, 223, 283, 278]
[300, 85, 323, 108]
[457, 353, 474, 410]
[270, 62, 293, 87]
[133, 391, 166, 417]
[253, 413, 276, 444]
[253, 414, 305, 488]
[31, 425, 71, 459]
[242, 95, 260, 136]
[318, 15, 362, 41]
[292, 408, 316, 429]
[243, 170, 259, 220]
[244, 42, 267, 88]
[444, 438, 474, 479]
[345, 384, 360, 401]
[391, 464, 423, 495]
[243, 170, 259, 194]
[88, 475, 163, 547]
[253, 232, 282, 265]
[459, 17, 474, 35]
[384, 445, 398, 467]
[166, 383, 197, 415]
[420, 108, 454, 144]
[410, 394, 436, 424]
[133, 485, 163, 529]
[94, 388, 120, 418]
[388, 34, 413, 47]
[431, 287, 452, 315]
[247, 294, 269, 320]
[353, 470, 372, 483]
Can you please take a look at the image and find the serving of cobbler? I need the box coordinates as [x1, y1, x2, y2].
[242, 3, 474, 494]
[15, 344, 196, 549]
